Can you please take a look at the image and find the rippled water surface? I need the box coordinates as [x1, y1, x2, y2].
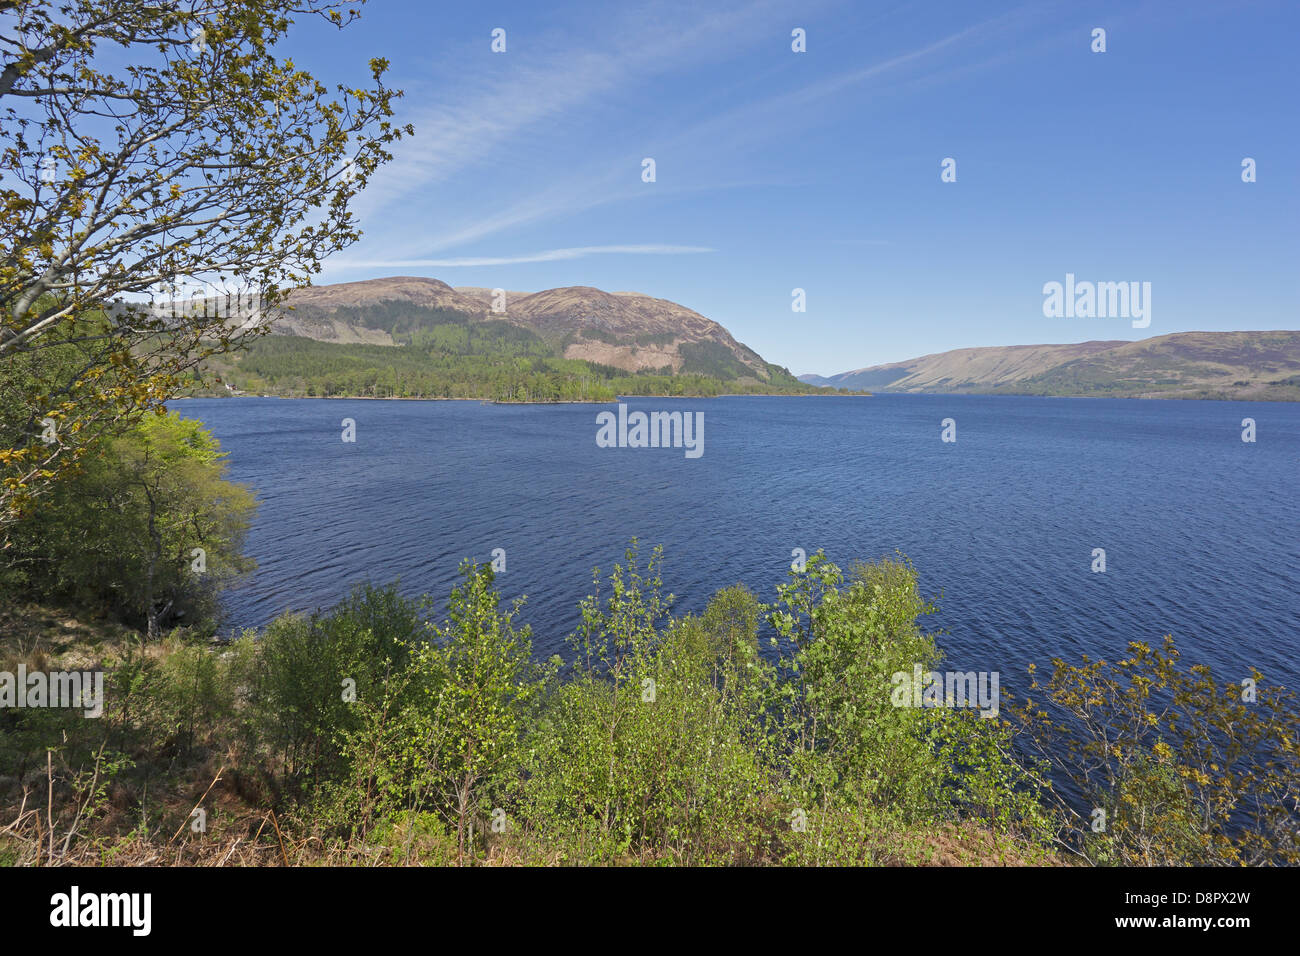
[177, 394, 1299, 689]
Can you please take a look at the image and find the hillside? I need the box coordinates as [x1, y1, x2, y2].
[272, 277, 483, 344]
[197, 277, 826, 401]
[272, 276, 778, 381]
[802, 331, 1300, 401]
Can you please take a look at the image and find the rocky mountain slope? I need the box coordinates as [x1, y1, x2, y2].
[271, 276, 777, 381]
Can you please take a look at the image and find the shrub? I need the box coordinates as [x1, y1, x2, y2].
[767, 553, 1051, 844]
[244, 583, 425, 790]
[1012, 635, 1300, 865]
[520, 546, 772, 864]
[317, 565, 545, 862]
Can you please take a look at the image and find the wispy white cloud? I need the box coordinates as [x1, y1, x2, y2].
[337, 2, 1043, 274]
[351, 0, 811, 225]
[336, 244, 715, 269]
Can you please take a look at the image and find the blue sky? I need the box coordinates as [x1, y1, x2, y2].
[287, 0, 1298, 374]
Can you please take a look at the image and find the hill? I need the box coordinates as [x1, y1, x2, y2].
[196, 277, 827, 401]
[801, 331, 1300, 401]
[273, 276, 779, 381]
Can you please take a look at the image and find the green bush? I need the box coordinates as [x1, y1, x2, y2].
[243, 583, 425, 789]
[315, 566, 546, 861]
[766, 553, 1051, 843]
[520, 552, 772, 864]
[2, 411, 256, 637]
[23, 539, 1292, 867]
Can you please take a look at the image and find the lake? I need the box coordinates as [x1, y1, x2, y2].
[176, 394, 1300, 692]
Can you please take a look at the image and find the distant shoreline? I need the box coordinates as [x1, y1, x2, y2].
[174, 388, 1297, 405]
[178, 391, 866, 404]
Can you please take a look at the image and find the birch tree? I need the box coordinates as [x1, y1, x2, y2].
[0, 0, 410, 526]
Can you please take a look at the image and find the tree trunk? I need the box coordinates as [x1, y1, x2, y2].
[143, 482, 161, 640]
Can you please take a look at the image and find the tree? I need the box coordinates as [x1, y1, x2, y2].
[417, 562, 541, 861]
[327, 564, 545, 861]
[4, 409, 257, 637]
[0, 0, 411, 526]
[765, 552, 1052, 856]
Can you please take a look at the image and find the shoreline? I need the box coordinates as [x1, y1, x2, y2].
[174, 389, 1297, 405]
[177, 391, 859, 404]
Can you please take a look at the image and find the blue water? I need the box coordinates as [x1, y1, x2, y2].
[176, 394, 1300, 692]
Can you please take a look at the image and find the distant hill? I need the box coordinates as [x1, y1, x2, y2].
[801, 332, 1300, 401]
[272, 276, 782, 383]
[196, 276, 826, 401]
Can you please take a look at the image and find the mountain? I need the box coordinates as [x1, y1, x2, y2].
[197, 276, 825, 401]
[802, 341, 1125, 391]
[272, 276, 781, 382]
[801, 331, 1300, 401]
